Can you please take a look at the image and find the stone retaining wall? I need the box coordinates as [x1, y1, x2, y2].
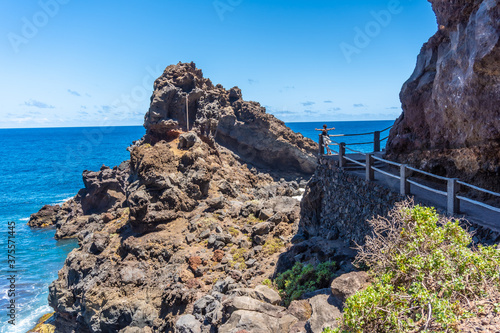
[298, 157, 500, 247]
[298, 157, 404, 246]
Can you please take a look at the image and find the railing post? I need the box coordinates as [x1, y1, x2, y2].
[366, 153, 374, 181]
[339, 142, 346, 168]
[400, 164, 410, 195]
[447, 178, 460, 214]
[318, 134, 324, 156]
[374, 131, 381, 152]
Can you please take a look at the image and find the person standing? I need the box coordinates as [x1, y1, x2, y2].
[315, 124, 335, 154]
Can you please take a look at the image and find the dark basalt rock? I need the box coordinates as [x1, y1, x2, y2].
[386, 0, 500, 192]
[28, 204, 61, 228]
[42, 123, 309, 332]
[144, 62, 318, 174]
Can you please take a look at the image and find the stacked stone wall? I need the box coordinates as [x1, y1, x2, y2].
[299, 157, 403, 246]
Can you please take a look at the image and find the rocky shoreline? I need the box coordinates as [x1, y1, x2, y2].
[27, 0, 500, 330]
[28, 63, 362, 332]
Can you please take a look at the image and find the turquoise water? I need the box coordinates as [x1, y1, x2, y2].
[0, 121, 393, 332]
[0, 126, 145, 332]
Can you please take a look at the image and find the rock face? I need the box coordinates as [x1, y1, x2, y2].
[28, 204, 62, 228]
[144, 62, 318, 174]
[27, 63, 325, 333]
[28, 162, 130, 239]
[46, 131, 309, 332]
[386, 0, 500, 191]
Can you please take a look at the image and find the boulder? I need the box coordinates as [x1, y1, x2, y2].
[175, 314, 202, 333]
[222, 296, 285, 316]
[287, 300, 312, 322]
[228, 286, 281, 305]
[178, 132, 199, 149]
[330, 271, 370, 305]
[252, 222, 271, 236]
[219, 310, 297, 333]
[193, 295, 223, 325]
[305, 295, 341, 333]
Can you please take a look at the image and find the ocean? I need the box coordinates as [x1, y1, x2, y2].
[0, 126, 145, 333]
[0, 120, 393, 332]
[287, 120, 395, 154]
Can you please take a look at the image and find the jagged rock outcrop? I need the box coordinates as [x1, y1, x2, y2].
[28, 61, 322, 332]
[28, 204, 62, 228]
[144, 62, 318, 174]
[47, 132, 307, 332]
[386, 0, 500, 191]
[28, 162, 130, 239]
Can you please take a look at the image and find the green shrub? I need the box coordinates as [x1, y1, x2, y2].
[228, 227, 239, 237]
[275, 261, 337, 306]
[229, 248, 247, 269]
[247, 214, 263, 224]
[262, 237, 285, 255]
[262, 279, 273, 288]
[330, 201, 500, 333]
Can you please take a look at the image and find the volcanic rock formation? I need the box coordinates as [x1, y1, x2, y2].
[46, 134, 308, 332]
[28, 64, 339, 332]
[386, 0, 500, 191]
[144, 62, 318, 174]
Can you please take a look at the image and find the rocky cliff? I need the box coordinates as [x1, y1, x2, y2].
[27, 64, 359, 333]
[144, 62, 318, 174]
[386, 0, 500, 191]
[46, 133, 309, 332]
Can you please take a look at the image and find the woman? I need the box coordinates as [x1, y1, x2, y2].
[315, 124, 335, 155]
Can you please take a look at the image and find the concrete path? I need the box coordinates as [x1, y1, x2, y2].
[324, 154, 500, 232]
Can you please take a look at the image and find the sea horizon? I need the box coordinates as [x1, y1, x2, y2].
[0, 119, 398, 130]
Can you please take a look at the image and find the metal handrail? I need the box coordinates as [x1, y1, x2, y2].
[318, 124, 499, 220]
[323, 148, 499, 218]
[344, 146, 366, 154]
[329, 125, 393, 138]
[372, 155, 401, 167]
[330, 131, 375, 137]
[406, 166, 449, 181]
[407, 179, 447, 196]
[372, 166, 400, 180]
[457, 196, 500, 213]
[380, 125, 393, 133]
[344, 155, 366, 167]
[345, 141, 374, 146]
[457, 180, 500, 198]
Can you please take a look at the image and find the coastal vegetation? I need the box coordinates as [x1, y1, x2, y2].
[262, 237, 286, 255]
[229, 247, 248, 269]
[274, 261, 337, 306]
[326, 202, 500, 332]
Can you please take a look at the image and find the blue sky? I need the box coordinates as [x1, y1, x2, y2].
[0, 0, 437, 128]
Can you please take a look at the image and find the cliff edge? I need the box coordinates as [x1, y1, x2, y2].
[386, 0, 500, 191]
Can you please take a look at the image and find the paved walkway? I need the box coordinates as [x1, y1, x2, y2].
[323, 154, 500, 232]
